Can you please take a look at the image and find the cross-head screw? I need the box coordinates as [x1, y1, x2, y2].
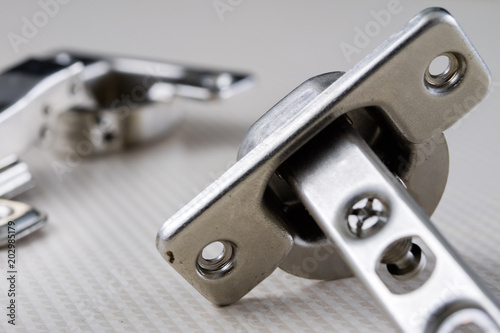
[346, 196, 390, 238]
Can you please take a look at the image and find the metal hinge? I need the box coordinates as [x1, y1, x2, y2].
[156, 8, 500, 332]
[0, 51, 252, 246]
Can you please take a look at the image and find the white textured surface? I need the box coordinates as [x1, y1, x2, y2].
[1, 1, 500, 332]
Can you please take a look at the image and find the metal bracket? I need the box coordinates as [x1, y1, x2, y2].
[0, 51, 253, 246]
[156, 8, 500, 332]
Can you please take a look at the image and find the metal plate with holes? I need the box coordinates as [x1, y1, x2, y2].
[238, 72, 450, 281]
[281, 118, 500, 331]
[157, 8, 490, 306]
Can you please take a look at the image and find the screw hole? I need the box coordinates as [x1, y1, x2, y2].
[428, 55, 450, 76]
[424, 52, 466, 93]
[42, 105, 51, 116]
[201, 241, 225, 260]
[385, 242, 426, 279]
[69, 81, 82, 96]
[103, 132, 115, 142]
[197, 240, 236, 279]
[376, 237, 435, 294]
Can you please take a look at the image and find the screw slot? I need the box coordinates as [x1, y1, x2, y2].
[197, 240, 236, 279]
[424, 52, 466, 93]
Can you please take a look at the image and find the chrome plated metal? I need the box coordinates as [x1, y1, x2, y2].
[0, 51, 252, 246]
[158, 6, 490, 301]
[157, 7, 499, 331]
[0, 51, 253, 157]
[238, 73, 450, 280]
[282, 119, 500, 331]
[0, 55, 94, 159]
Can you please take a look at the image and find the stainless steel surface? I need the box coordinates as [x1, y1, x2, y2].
[282, 119, 500, 332]
[157, 7, 490, 308]
[0, 1, 497, 332]
[0, 199, 47, 247]
[238, 72, 450, 280]
[156, 170, 294, 305]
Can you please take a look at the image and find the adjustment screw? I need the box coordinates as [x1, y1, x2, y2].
[346, 196, 389, 238]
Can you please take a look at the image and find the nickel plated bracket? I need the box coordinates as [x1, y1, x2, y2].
[157, 8, 500, 332]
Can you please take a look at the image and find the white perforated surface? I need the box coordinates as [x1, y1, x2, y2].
[1, 1, 499, 332]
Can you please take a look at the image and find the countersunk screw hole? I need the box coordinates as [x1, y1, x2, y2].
[202, 241, 225, 260]
[424, 52, 466, 93]
[197, 240, 236, 279]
